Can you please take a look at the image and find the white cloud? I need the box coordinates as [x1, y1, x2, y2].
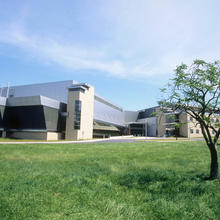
[0, 0, 219, 80]
[0, 23, 171, 79]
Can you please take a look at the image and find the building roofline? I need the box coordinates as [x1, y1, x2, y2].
[95, 94, 123, 112]
[137, 105, 160, 112]
[2, 80, 78, 89]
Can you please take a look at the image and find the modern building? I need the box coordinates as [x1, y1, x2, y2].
[0, 80, 126, 140]
[0, 80, 219, 140]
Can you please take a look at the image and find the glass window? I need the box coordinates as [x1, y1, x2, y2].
[190, 129, 194, 134]
[196, 129, 199, 134]
[190, 116, 193, 121]
[74, 100, 81, 130]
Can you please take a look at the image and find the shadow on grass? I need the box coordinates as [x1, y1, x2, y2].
[117, 168, 173, 187]
[115, 168, 214, 196]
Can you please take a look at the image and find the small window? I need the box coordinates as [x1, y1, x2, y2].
[190, 116, 193, 122]
[196, 129, 199, 134]
[190, 129, 194, 134]
[212, 130, 215, 135]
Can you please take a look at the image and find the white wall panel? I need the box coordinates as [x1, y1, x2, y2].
[94, 99, 124, 126]
[1, 80, 76, 103]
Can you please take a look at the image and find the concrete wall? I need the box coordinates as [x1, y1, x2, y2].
[7, 131, 62, 140]
[47, 132, 62, 140]
[80, 86, 94, 140]
[156, 108, 166, 137]
[124, 111, 139, 123]
[179, 113, 220, 138]
[7, 131, 47, 140]
[146, 117, 157, 137]
[65, 90, 80, 140]
[179, 113, 188, 137]
[187, 115, 219, 138]
[187, 114, 205, 138]
[65, 85, 94, 140]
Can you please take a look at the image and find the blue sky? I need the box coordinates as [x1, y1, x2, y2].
[0, 0, 220, 110]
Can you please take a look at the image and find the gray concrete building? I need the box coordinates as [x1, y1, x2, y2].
[1, 80, 215, 140]
[0, 80, 126, 140]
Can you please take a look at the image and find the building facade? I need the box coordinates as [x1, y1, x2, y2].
[0, 80, 218, 140]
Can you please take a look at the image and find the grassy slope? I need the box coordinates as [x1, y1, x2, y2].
[0, 142, 219, 220]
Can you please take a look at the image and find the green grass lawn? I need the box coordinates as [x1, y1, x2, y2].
[0, 141, 219, 220]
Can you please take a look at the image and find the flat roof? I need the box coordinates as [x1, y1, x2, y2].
[95, 94, 123, 112]
[2, 80, 77, 88]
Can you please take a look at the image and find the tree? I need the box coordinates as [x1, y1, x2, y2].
[159, 59, 220, 179]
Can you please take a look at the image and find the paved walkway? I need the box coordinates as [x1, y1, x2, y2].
[0, 136, 204, 144]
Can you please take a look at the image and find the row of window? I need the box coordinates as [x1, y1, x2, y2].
[190, 129, 215, 135]
[190, 129, 200, 134]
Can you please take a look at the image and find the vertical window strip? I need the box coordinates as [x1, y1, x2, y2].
[74, 100, 81, 130]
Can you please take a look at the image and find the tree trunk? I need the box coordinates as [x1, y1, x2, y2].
[209, 144, 218, 179]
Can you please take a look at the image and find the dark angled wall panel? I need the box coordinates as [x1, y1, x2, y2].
[59, 103, 67, 132]
[43, 104, 67, 132]
[0, 105, 5, 129]
[4, 106, 46, 130]
[43, 106, 59, 131]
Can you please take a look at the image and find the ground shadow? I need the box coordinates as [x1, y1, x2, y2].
[114, 168, 213, 197]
